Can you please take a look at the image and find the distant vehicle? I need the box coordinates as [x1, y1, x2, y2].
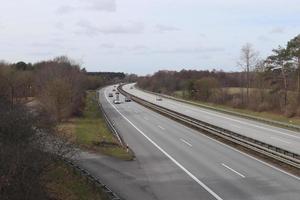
[130, 86, 133, 89]
[108, 93, 113, 97]
[115, 91, 120, 95]
[156, 96, 162, 101]
[125, 96, 131, 102]
[113, 99, 121, 104]
[112, 89, 116, 92]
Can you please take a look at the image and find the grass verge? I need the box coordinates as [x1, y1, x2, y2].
[44, 162, 109, 200]
[61, 91, 133, 160]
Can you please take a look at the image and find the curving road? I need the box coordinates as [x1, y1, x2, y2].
[122, 83, 300, 155]
[76, 85, 300, 200]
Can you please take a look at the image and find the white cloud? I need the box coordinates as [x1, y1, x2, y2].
[76, 20, 144, 35]
[155, 24, 180, 33]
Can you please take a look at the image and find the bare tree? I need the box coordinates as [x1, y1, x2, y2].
[238, 43, 259, 104]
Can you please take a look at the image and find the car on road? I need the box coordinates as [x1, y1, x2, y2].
[113, 99, 121, 104]
[130, 86, 133, 89]
[115, 91, 120, 95]
[112, 89, 116, 92]
[125, 96, 131, 102]
[156, 96, 162, 101]
[108, 93, 113, 97]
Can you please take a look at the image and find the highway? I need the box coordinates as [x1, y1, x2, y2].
[122, 83, 300, 155]
[80, 85, 300, 200]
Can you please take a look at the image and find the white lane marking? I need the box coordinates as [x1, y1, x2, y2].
[180, 138, 193, 147]
[230, 124, 241, 129]
[221, 163, 245, 178]
[158, 125, 165, 130]
[143, 116, 149, 121]
[270, 137, 291, 144]
[104, 88, 223, 200]
[120, 87, 300, 180]
[166, 101, 300, 140]
[135, 110, 139, 114]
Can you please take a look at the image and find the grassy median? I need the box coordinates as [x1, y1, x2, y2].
[61, 91, 133, 160]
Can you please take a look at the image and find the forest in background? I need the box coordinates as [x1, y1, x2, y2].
[138, 34, 300, 118]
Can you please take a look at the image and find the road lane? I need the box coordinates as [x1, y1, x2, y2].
[102, 85, 300, 200]
[122, 83, 300, 155]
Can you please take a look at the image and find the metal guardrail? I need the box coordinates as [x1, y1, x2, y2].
[136, 86, 300, 132]
[64, 159, 121, 200]
[119, 85, 300, 170]
[96, 91, 126, 147]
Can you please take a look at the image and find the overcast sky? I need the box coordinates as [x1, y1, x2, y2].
[1, 0, 300, 75]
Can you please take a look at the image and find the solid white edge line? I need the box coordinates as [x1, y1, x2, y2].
[123, 86, 300, 181]
[128, 85, 300, 140]
[158, 125, 165, 130]
[180, 138, 193, 147]
[103, 88, 223, 200]
[221, 163, 245, 178]
[270, 137, 291, 144]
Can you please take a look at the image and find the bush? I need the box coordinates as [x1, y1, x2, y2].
[257, 102, 272, 112]
[230, 96, 244, 108]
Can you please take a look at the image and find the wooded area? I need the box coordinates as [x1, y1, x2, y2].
[138, 34, 300, 117]
[0, 56, 126, 199]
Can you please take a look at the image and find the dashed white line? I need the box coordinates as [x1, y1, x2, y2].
[165, 100, 300, 140]
[158, 125, 165, 130]
[180, 138, 193, 147]
[143, 116, 149, 121]
[104, 88, 223, 200]
[270, 137, 291, 144]
[118, 87, 300, 181]
[221, 163, 245, 178]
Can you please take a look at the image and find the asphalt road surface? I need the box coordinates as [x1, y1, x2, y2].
[74, 85, 300, 200]
[122, 83, 300, 155]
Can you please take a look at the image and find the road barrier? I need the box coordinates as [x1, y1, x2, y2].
[96, 91, 126, 147]
[136, 86, 300, 132]
[119, 85, 300, 170]
[64, 159, 121, 200]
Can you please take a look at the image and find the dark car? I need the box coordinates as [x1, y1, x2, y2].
[125, 96, 131, 102]
[108, 93, 113, 97]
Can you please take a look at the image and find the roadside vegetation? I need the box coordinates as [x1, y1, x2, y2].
[137, 34, 300, 125]
[44, 163, 108, 200]
[0, 57, 131, 199]
[61, 91, 133, 160]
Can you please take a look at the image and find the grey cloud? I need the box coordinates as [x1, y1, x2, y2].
[56, 0, 116, 15]
[85, 0, 116, 12]
[100, 43, 115, 48]
[76, 21, 144, 35]
[156, 24, 180, 33]
[56, 5, 74, 15]
[98, 22, 144, 34]
[152, 47, 225, 54]
[269, 27, 284, 34]
[76, 20, 99, 36]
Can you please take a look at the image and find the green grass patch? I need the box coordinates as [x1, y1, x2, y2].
[173, 90, 300, 127]
[61, 91, 133, 160]
[45, 163, 108, 200]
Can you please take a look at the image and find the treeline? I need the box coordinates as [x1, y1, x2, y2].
[0, 56, 126, 199]
[138, 34, 300, 117]
[0, 56, 126, 121]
